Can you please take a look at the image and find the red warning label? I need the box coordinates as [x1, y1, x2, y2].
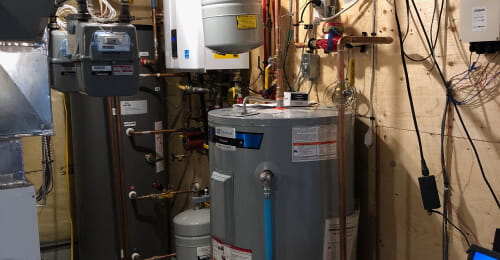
[212, 236, 252, 260]
[112, 65, 134, 76]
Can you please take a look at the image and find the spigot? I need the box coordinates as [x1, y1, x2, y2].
[259, 170, 273, 199]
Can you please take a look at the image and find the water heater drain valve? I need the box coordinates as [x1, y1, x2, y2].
[259, 170, 273, 199]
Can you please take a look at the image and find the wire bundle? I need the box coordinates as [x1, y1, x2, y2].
[449, 54, 500, 106]
[37, 136, 54, 202]
[56, 4, 78, 30]
[87, 0, 118, 23]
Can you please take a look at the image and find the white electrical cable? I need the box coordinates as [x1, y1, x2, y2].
[318, 0, 361, 21]
[87, 0, 117, 23]
[56, 4, 78, 30]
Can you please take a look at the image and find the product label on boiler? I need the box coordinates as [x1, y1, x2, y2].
[212, 237, 252, 260]
[472, 6, 487, 32]
[323, 210, 360, 260]
[292, 126, 337, 162]
[120, 100, 148, 115]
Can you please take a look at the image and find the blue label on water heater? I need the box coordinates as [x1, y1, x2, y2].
[210, 127, 263, 149]
[184, 50, 190, 59]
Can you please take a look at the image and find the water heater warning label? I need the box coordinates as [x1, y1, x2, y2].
[212, 237, 252, 260]
[323, 210, 360, 260]
[292, 126, 336, 162]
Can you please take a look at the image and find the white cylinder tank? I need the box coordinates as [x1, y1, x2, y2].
[201, 0, 263, 54]
[173, 208, 211, 260]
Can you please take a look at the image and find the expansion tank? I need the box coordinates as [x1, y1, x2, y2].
[208, 106, 355, 259]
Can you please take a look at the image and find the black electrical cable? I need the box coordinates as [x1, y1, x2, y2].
[37, 136, 54, 202]
[299, 0, 319, 23]
[453, 103, 500, 208]
[394, 0, 430, 176]
[430, 210, 472, 249]
[402, 0, 444, 67]
[282, 12, 293, 91]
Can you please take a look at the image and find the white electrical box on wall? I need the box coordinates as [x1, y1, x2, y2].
[460, 0, 499, 43]
[164, 0, 249, 71]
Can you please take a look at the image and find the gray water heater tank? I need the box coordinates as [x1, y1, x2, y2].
[201, 0, 263, 54]
[173, 208, 211, 260]
[208, 106, 355, 260]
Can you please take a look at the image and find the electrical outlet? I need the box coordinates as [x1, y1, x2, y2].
[300, 53, 320, 80]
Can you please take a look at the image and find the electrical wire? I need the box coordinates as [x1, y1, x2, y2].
[282, 1, 294, 91]
[394, 0, 430, 177]
[298, 1, 315, 24]
[87, 0, 117, 23]
[402, 0, 445, 70]
[37, 136, 54, 202]
[430, 210, 471, 249]
[452, 103, 500, 208]
[56, 4, 78, 30]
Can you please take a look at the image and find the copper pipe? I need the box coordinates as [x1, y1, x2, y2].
[144, 252, 176, 260]
[293, 0, 299, 43]
[139, 73, 182, 77]
[294, 42, 307, 48]
[274, 0, 284, 106]
[126, 128, 180, 136]
[337, 103, 347, 260]
[336, 36, 393, 80]
[142, 1, 159, 65]
[106, 97, 130, 258]
[335, 35, 393, 260]
[132, 190, 194, 200]
[114, 96, 131, 258]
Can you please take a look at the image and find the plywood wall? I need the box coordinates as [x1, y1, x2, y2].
[247, 0, 500, 259]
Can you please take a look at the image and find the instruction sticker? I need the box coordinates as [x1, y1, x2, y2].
[236, 15, 257, 30]
[212, 236, 252, 260]
[120, 100, 148, 115]
[292, 126, 337, 162]
[197, 245, 210, 259]
[216, 143, 236, 151]
[323, 210, 360, 260]
[472, 6, 487, 32]
[123, 121, 136, 127]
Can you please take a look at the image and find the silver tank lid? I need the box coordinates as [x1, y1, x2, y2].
[208, 106, 349, 127]
[173, 208, 210, 237]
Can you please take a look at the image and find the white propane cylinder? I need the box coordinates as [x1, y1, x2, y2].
[201, 0, 263, 54]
